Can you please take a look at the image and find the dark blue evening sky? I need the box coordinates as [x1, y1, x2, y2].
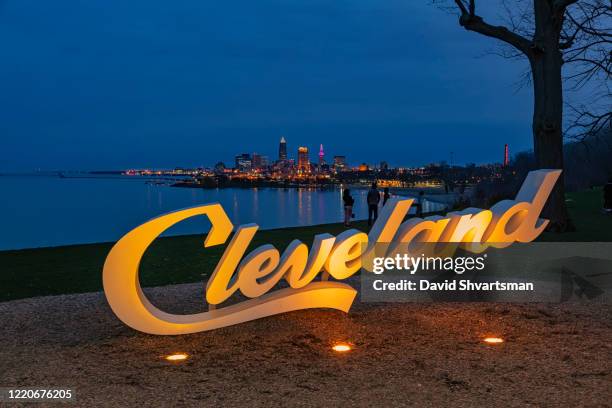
[0, 0, 533, 170]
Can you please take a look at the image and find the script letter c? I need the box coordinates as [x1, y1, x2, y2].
[102, 204, 233, 335]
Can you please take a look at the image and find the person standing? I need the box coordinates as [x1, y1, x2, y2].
[604, 177, 612, 214]
[383, 187, 391, 206]
[367, 182, 381, 226]
[343, 188, 354, 227]
[416, 191, 425, 217]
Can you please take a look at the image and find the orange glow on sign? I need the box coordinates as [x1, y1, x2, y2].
[332, 343, 352, 352]
[165, 353, 189, 361]
[103, 170, 561, 335]
[483, 337, 504, 344]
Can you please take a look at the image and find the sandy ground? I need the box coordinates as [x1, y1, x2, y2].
[1, 282, 611, 407]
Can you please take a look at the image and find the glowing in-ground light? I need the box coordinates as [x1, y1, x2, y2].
[332, 343, 352, 352]
[165, 352, 189, 361]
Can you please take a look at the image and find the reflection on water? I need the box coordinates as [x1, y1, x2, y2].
[0, 176, 446, 250]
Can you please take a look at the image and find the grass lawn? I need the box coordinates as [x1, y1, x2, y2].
[1, 188, 611, 302]
[538, 187, 612, 241]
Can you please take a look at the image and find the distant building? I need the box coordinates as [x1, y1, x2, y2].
[214, 162, 226, 173]
[235, 153, 252, 172]
[504, 144, 509, 167]
[252, 153, 267, 170]
[380, 161, 389, 170]
[358, 163, 369, 172]
[279, 137, 287, 162]
[297, 146, 310, 174]
[333, 155, 346, 170]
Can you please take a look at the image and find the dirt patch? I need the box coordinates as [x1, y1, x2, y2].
[1, 283, 611, 407]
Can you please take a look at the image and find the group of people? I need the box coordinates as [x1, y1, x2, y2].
[342, 182, 424, 227]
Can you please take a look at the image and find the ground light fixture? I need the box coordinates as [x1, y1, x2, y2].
[483, 337, 504, 344]
[165, 352, 189, 361]
[332, 343, 352, 352]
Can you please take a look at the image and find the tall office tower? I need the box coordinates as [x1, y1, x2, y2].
[279, 137, 287, 162]
[318, 144, 325, 166]
[297, 146, 310, 173]
[504, 144, 509, 167]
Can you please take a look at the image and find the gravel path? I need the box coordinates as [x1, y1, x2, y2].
[1, 283, 611, 407]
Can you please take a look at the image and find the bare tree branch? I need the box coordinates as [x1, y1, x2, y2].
[561, 1, 611, 93]
[566, 104, 612, 140]
[554, 0, 580, 14]
[453, 0, 533, 55]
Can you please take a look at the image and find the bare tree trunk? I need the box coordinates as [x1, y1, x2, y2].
[530, 0, 574, 232]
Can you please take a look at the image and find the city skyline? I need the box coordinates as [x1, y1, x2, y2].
[226, 136, 512, 173]
[15, 135, 514, 173]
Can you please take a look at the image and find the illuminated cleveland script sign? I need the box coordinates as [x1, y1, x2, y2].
[103, 169, 560, 335]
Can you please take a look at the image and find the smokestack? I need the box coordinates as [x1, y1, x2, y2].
[504, 144, 509, 167]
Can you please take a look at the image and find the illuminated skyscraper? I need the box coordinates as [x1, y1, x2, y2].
[279, 137, 287, 162]
[318, 144, 325, 166]
[297, 146, 309, 173]
[333, 155, 346, 170]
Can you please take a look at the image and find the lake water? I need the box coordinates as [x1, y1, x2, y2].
[0, 175, 446, 250]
